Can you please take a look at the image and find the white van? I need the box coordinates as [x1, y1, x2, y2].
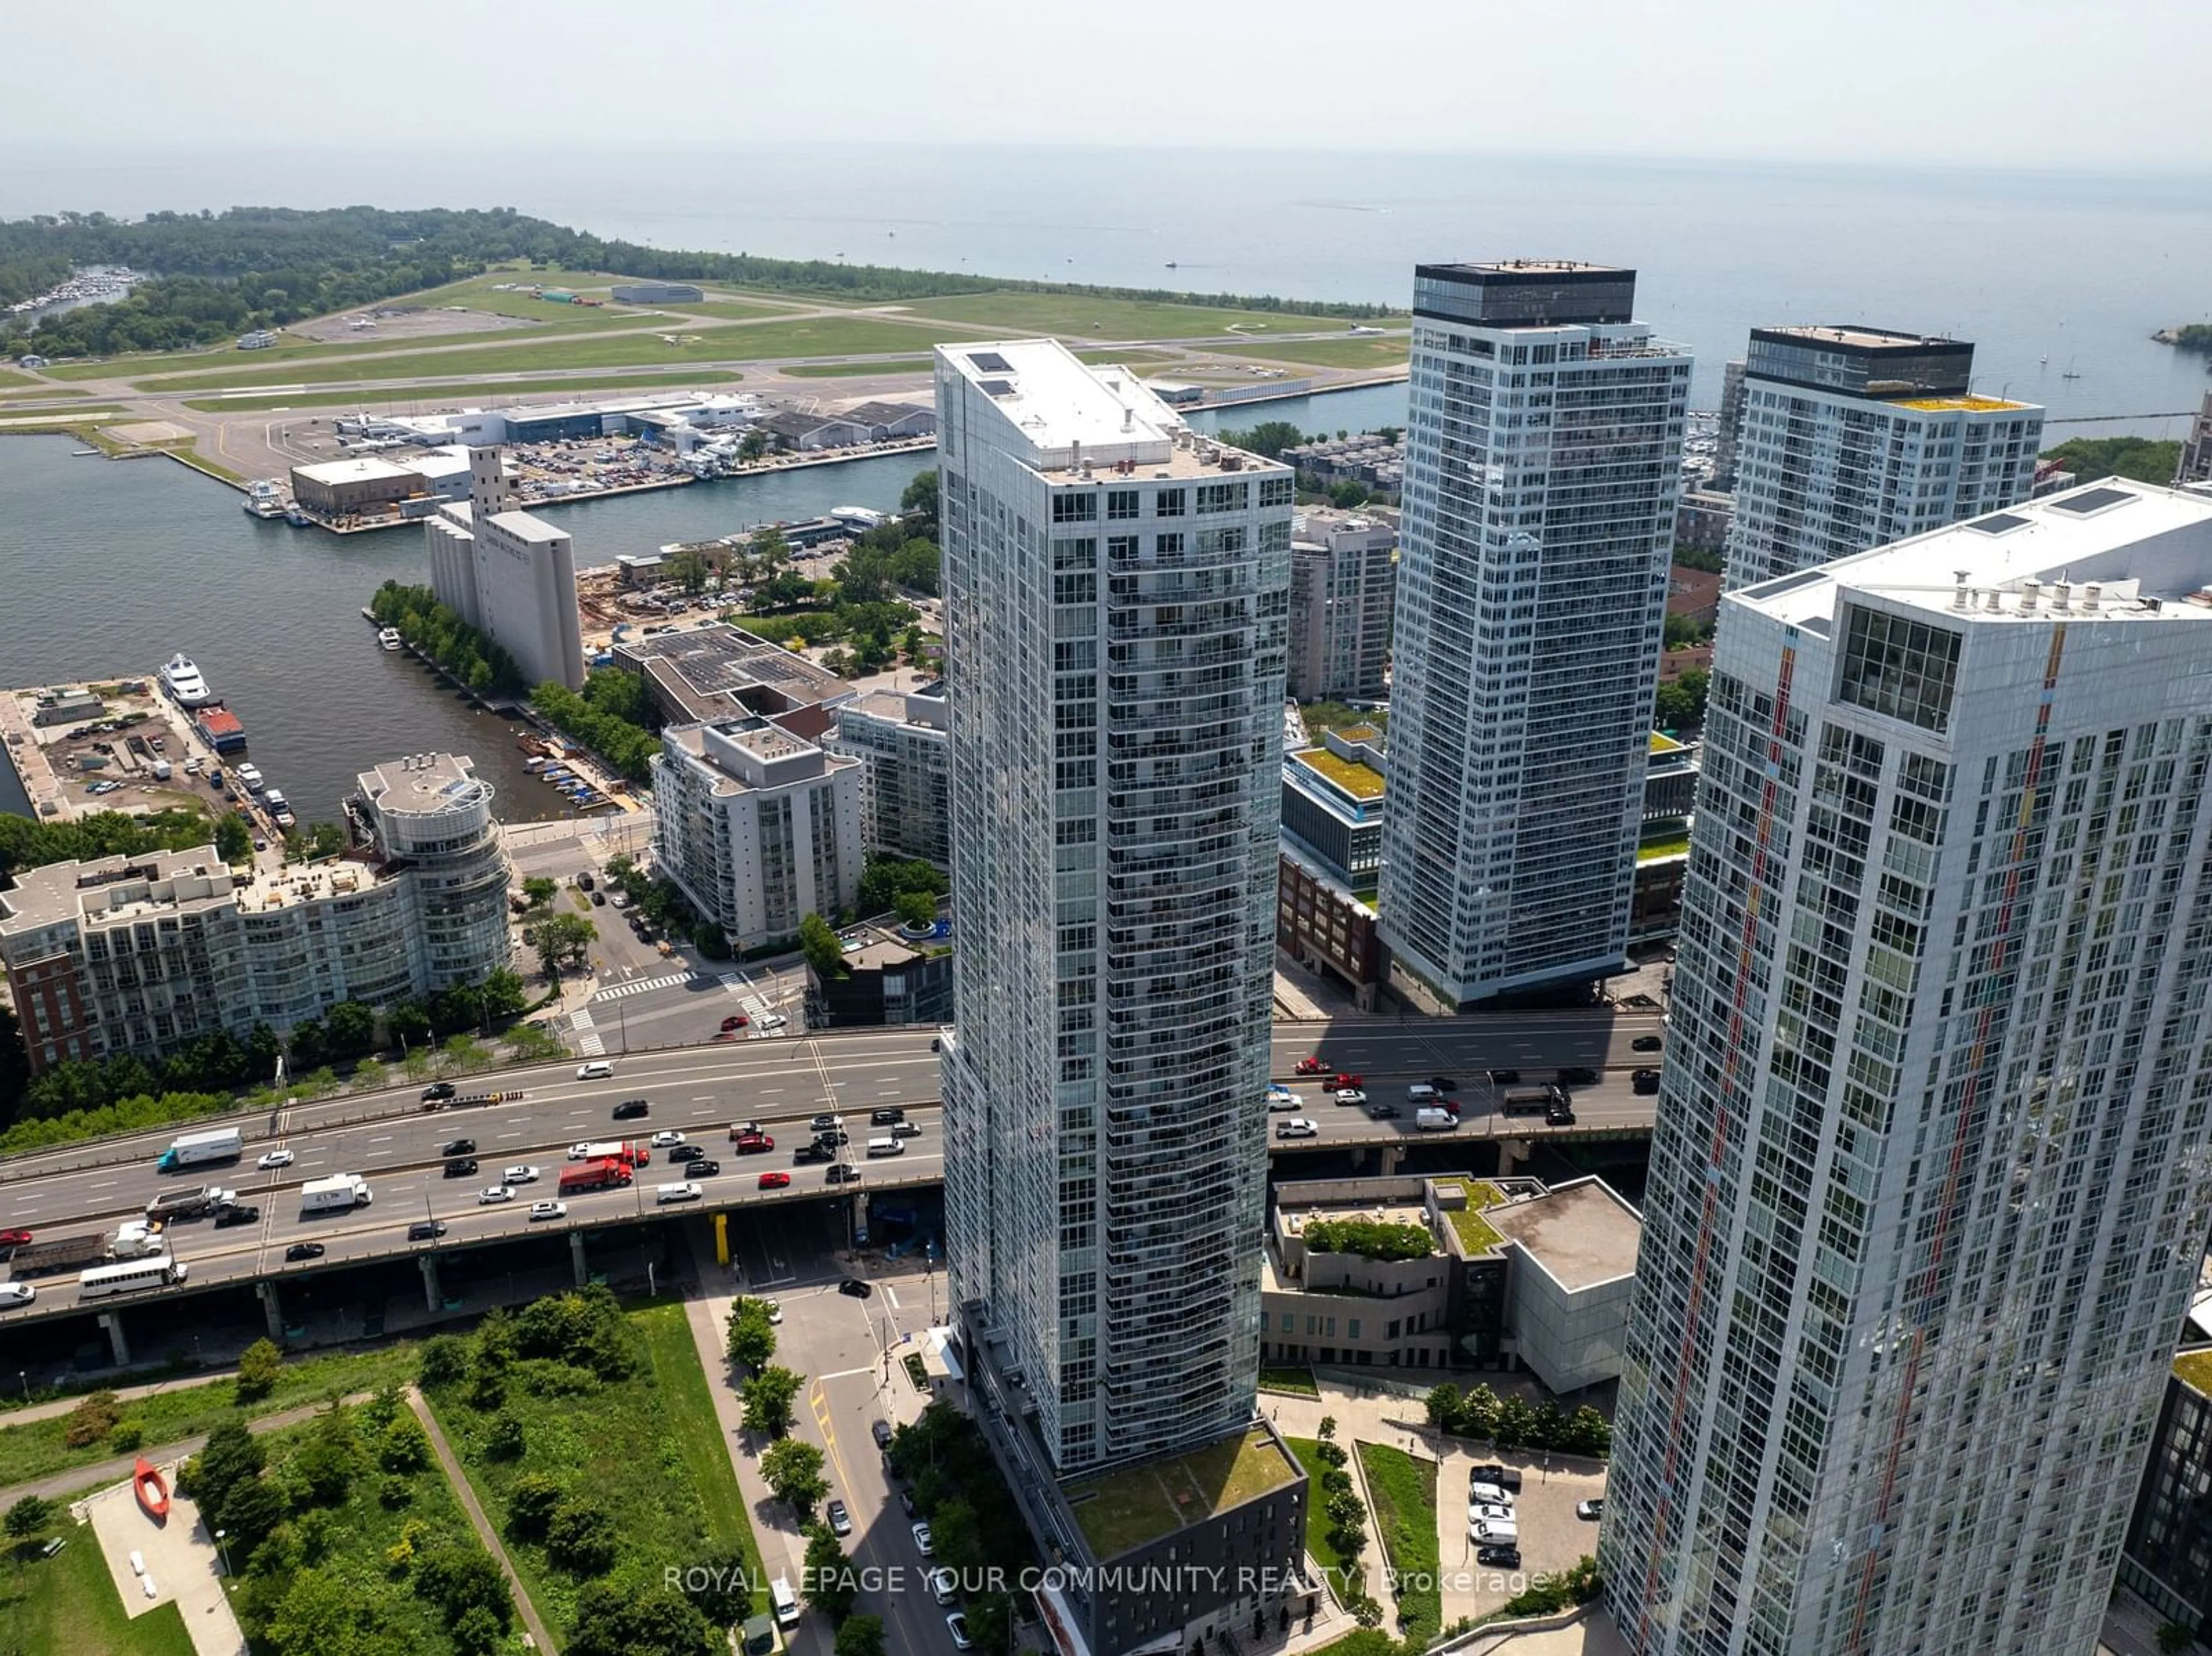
[1408, 1083, 1440, 1104]
[1470, 1517, 1520, 1545]
[866, 1136, 905, 1158]
[770, 1574, 800, 1627]
[655, 1181, 703, 1205]
[576, 1061, 613, 1081]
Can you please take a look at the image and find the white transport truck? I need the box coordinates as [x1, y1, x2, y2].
[299, 1174, 373, 1215]
[156, 1128, 243, 1172]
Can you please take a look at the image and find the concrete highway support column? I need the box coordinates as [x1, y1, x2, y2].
[419, 1253, 442, 1313]
[570, 1230, 589, 1287]
[1377, 1144, 1405, 1176]
[1495, 1137, 1530, 1178]
[96, 1310, 131, 1368]
[255, 1280, 284, 1342]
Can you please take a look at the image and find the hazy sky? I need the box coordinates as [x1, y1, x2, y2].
[5, 0, 2205, 173]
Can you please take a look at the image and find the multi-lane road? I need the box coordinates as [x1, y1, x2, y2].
[0, 1011, 1665, 1321]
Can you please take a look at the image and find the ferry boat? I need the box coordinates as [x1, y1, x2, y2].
[243, 480, 285, 519]
[377, 627, 403, 651]
[159, 654, 214, 708]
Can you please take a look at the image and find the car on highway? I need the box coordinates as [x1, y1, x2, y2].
[889, 1121, 921, 1139]
[720, 1014, 750, 1031]
[257, 1149, 294, 1170]
[441, 1139, 476, 1157]
[1295, 1056, 1325, 1075]
[613, 1100, 651, 1121]
[794, 1143, 832, 1165]
[1333, 1088, 1368, 1106]
[1578, 1498, 1605, 1520]
[1633, 1035, 1662, 1051]
[1476, 1544, 1522, 1569]
[479, 1186, 516, 1206]
[0, 1283, 37, 1306]
[827, 1163, 861, 1185]
[815, 1127, 849, 1149]
[757, 1172, 792, 1189]
[1274, 1117, 1320, 1139]
[577, 1062, 614, 1081]
[1547, 1102, 1577, 1126]
[1633, 1068, 1660, 1094]
[1557, 1066, 1600, 1087]
[444, 1158, 479, 1178]
[285, 1242, 325, 1262]
[529, 1200, 568, 1222]
[1488, 1068, 1521, 1086]
[0, 1229, 31, 1248]
[1332, 1072, 1362, 1089]
[668, 1143, 705, 1162]
[214, 1204, 260, 1228]
[809, 1113, 844, 1132]
[1429, 1075, 1458, 1092]
[729, 1120, 767, 1140]
[839, 1278, 875, 1299]
[421, 1082, 457, 1104]
[1366, 1101, 1402, 1119]
[1266, 1086, 1299, 1111]
[912, 1521, 934, 1556]
[650, 1130, 687, 1149]
[828, 1499, 853, 1537]
[946, 1611, 972, 1650]
[734, 1132, 774, 1155]
[408, 1221, 449, 1241]
[870, 1107, 907, 1126]
[502, 1165, 541, 1185]
[688, 1159, 721, 1178]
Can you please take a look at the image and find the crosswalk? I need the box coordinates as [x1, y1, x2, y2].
[592, 971, 704, 1003]
[570, 1007, 605, 1056]
[718, 971, 774, 1020]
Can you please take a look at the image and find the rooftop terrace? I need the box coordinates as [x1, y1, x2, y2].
[1063, 1426, 1300, 1560]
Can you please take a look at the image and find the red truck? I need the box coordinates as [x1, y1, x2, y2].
[558, 1157, 634, 1196]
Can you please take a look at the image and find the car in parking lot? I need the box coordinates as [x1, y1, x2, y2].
[757, 1171, 792, 1190]
[1469, 1501, 1516, 1524]
[1487, 1068, 1521, 1086]
[1275, 1117, 1319, 1139]
[1469, 1480, 1514, 1506]
[839, 1278, 874, 1298]
[441, 1139, 476, 1157]
[1469, 1517, 1519, 1545]
[285, 1242, 325, 1262]
[1632, 1034, 1662, 1051]
[590, 890, 606, 906]
[650, 1130, 687, 1149]
[912, 1521, 934, 1556]
[214, 1204, 260, 1228]
[528, 1200, 567, 1221]
[1476, 1544, 1522, 1569]
[1332, 1088, 1367, 1106]
[408, 1221, 449, 1241]
[946, 1611, 972, 1649]
[1577, 1498, 1605, 1520]
[828, 1499, 852, 1537]
[479, 1185, 515, 1205]
[444, 1157, 479, 1177]
[927, 1566, 959, 1605]
[257, 1149, 294, 1170]
[503, 1165, 541, 1185]
[1469, 1464, 1524, 1493]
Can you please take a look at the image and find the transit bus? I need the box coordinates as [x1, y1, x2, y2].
[78, 1256, 190, 1299]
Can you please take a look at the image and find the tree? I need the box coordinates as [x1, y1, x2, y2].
[3, 1494, 56, 1539]
[799, 911, 843, 977]
[235, 1337, 284, 1403]
[547, 1499, 619, 1574]
[214, 1475, 287, 1562]
[1458, 1382, 1500, 1441]
[569, 1582, 713, 1656]
[895, 889, 938, 929]
[835, 1615, 888, 1656]
[805, 1522, 858, 1620]
[900, 468, 939, 536]
[743, 1365, 804, 1437]
[413, 1542, 513, 1630]
[506, 1474, 565, 1540]
[486, 1412, 527, 1460]
[1424, 1383, 1460, 1431]
[929, 1496, 986, 1577]
[522, 876, 558, 908]
[1653, 669, 1710, 732]
[727, 1297, 778, 1371]
[738, 428, 770, 463]
[215, 812, 253, 863]
[418, 1335, 469, 1389]
[187, 1417, 265, 1515]
[524, 909, 597, 983]
[378, 1412, 431, 1473]
[266, 1568, 365, 1656]
[290, 1408, 362, 1506]
[389, 999, 433, 1050]
[1217, 420, 1303, 460]
[857, 855, 948, 916]
[761, 1436, 828, 1513]
[480, 967, 528, 1020]
[2043, 435, 2181, 487]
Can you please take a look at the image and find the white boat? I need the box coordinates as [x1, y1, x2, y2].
[243, 480, 285, 519]
[265, 789, 296, 829]
[377, 627, 403, 651]
[829, 505, 885, 533]
[234, 763, 264, 794]
[158, 654, 213, 708]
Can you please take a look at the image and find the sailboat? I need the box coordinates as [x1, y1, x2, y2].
[2062, 357, 2082, 380]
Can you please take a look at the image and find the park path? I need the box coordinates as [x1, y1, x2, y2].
[407, 1385, 562, 1655]
[2, 1365, 247, 1428]
[2, 1391, 376, 1512]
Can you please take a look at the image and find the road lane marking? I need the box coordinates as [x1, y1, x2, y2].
[88, 1179, 116, 1190]
[369, 1135, 392, 1144]
[884, 1287, 901, 1312]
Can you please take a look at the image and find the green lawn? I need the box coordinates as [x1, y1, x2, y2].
[2177, 1350, 2212, 1394]
[425, 1299, 764, 1633]
[783, 358, 933, 378]
[1259, 1365, 1321, 1397]
[1355, 1442, 1440, 1642]
[0, 1342, 421, 1491]
[181, 370, 745, 413]
[1066, 1426, 1298, 1560]
[0, 366, 44, 389]
[1284, 1437, 1357, 1604]
[899, 290, 1379, 342]
[0, 1527, 196, 1656]
[1210, 336, 1412, 370]
[136, 314, 992, 392]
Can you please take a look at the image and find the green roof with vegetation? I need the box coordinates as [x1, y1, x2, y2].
[1298, 1217, 1434, 1261]
[1290, 746, 1385, 801]
[1065, 1427, 1298, 1560]
[1433, 1180, 1510, 1255]
[1637, 829, 1691, 863]
[2176, 1351, 2212, 1395]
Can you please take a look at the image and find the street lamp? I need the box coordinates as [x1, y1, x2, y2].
[215, 1528, 232, 1578]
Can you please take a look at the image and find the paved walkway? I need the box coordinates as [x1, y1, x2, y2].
[2, 1366, 247, 1429]
[1, 1392, 374, 1511]
[407, 1386, 560, 1655]
[82, 1466, 247, 1656]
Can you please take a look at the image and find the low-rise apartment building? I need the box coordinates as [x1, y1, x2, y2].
[652, 715, 863, 950]
[826, 684, 950, 870]
[1, 752, 512, 1073]
[1275, 850, 1385, 1009]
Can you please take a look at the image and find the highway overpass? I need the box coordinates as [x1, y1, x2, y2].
[0, 1011, 1664, 1348]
